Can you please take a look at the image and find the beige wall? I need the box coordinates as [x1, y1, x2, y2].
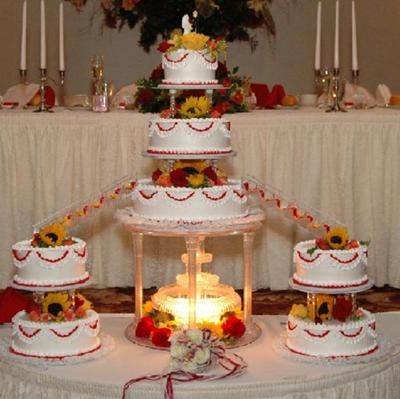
[1, 0, 400, 97]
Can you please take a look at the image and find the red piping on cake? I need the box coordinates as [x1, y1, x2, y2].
[36, 250, 69, 263]
[285, 344, 378, 359]
[146, 149, 232, 155]
[50, 325, 79, 338]
[164, 52, 189, 63]
[233, 190, 245, 199]
[74, 247, 86, 258]
[9, 343, 102, 360]
[187, 121, 214, 132]
[156, 122, 178, 132]
[12, 249, 32, 262]
[297, 251, 321, 263]
[287, 321, 297, 331]
[292, 277, 369, 289]
[304, 329, 330, 338]
[339, 327, 363, 338]
[165, 191, 195, 202]
[329, 253, 359, 264]
[202, 191, 227, 201]
[12, 275, 90, 288]
[18, 325, 42, 338]
[139, 190, 158, 200]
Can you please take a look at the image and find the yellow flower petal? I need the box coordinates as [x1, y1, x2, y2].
[181, 32, 210, 51]
[39, 224, 65, 247]
[326, 227, 349, 250]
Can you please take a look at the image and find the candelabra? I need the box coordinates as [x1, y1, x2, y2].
[59, 70, 65, 107]
[19, 69, 27, 85]
[326, 68, 346, 113]
[34, 68, 53, 113]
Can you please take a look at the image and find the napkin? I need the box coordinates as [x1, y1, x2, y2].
[343, 82, 376, 109]
[376, 84, 392, 106]
[2, 83, 40, 108]
[250, 83, 286, 109]
[0, 287, 34, 324]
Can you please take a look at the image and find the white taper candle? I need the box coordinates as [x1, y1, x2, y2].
[40, 0, 46, 69]
[315, 1, 322, 70]
[20, 0, 27, 70]
[334, 0, 340, 69]
[352, 0, 358, 71]
[59, 1, 64, 71]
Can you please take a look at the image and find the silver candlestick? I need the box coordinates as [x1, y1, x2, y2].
[34, 68, 53, 113]
[59, 70, 65, 106]
[352, 69, 359, 85]
[326, 68, 346, 113]
[19, 69, 27, 85]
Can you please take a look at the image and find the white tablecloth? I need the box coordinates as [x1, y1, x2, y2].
[1, 108, 400, 289]
[1, 313, 400, 399]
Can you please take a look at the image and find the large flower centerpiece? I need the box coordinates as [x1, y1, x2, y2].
[67, 0, 276, 52]
[135, 63, 251, 114]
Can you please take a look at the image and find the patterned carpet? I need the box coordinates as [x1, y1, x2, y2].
[78, 286, 400, 314]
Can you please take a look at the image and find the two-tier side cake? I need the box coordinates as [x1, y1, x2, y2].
[9, 224, 102, 359]
[285, 228, 377, 359]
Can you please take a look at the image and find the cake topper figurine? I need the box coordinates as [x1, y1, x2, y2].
[182, 14, 193, 34]
[192, 10, 198, 32]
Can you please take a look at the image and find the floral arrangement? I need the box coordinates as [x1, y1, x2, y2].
[67, 0, 276, 52]
[27, 292, 92, 322]
[31, 223, 75, 248]
[135, 62, 251, 114]
[152, 160, 227, 188]
[289, 294, 362, 324]
[135, 300, 246, 347]
[169, 328, 223, 372]
[159, 33, 227, 59]
[307, 227, 368, 255]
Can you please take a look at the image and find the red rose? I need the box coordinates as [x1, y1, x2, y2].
[333, 297, 353, 322]
[135, 88, 155, 105]
[157, 41, 173, 53]
[316, 238, 330, 250]
[222, 315, 246, 338]
[149, 64, 164, 81]
[344, 239, 359, 250]
[135, 316, 155, 338]
[222, 78, 231, 88]
[231, 90, 243, 105]
[170, 169, 188, 187]
[151, 327, 171, 347]
[203, 166, 218, 185]
[152, 168, 163, 183]
[212, 101, 231, 116]
[216, 61, 228, 80]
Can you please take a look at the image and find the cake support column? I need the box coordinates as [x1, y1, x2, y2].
[243, 232, 255, 323]
[185, 236, 199, 329]
[132, 233, 144, 319]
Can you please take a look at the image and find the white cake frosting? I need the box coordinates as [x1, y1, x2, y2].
[162, 49, 218, 84]
[293, 240, 369, 289]
[131, 179, 248, 222]
[286, 309, 378, 358]
[11, 309, 101, 359]
[147, 118, 232, 156]
[11, 238, 89, 289]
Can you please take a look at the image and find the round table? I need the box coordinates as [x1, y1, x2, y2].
[1, 313, 400, 399]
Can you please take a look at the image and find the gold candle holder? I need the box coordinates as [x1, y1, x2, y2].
[326, 68, 346, 113]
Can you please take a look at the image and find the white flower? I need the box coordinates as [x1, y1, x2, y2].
[186, 329, 203, 345]
[193, 347, 210, 366]
[170, 342, 189, 360]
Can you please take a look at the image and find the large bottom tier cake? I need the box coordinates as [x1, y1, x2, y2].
[11, 309, 101, 359]
[131, 179, 248, 222]
[286, 308, 378, 358]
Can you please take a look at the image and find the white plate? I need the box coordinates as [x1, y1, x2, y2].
[274, 104, 300, 110]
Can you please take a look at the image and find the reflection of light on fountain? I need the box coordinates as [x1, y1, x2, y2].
[152, 249, 241, 326]
[152, 284, 241, 325]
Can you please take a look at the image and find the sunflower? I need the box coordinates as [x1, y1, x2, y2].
[39, 223, 65, 247]
[325, 227, 349, 250]
[41, 292, 71, 321]
[181, 32, 210, 51]
[173, 160, 209, 173]
[197, 321, 223, 338]
[187, 173, 205, 188]
[289, 304, 308, 319]
[179, 96, 210, 119]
